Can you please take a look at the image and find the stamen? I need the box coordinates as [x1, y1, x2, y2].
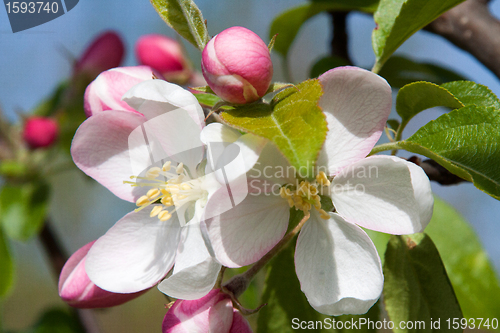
[158, 210, 172, 221]
[162, 161, 172, 172]
[147, 188, 160, 200]
[316, 171, 331, 187]
[176, 163, 184, 174]
[146, 167, 161, 179]
[150, 205, 163, 217]
[136, 195, 150, 206]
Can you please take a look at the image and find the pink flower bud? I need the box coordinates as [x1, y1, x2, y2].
[201, 26, 273, 104]
[22, 117, 58, 149]
[58, 241, 147, 308]
[74, 31, 125, 79]
[162, 289, 253, 333]
[136, 34, 192, 85]
[84, 66, 158, 117]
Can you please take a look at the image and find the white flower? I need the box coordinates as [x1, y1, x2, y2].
[72, 79, 228, 300]
[201, 66, 434, 315]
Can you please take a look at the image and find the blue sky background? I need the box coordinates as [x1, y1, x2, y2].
[1, 1, 500, 331]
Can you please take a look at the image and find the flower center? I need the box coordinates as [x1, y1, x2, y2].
[125, 161, 207, 222]
[279, 171, 331, 219]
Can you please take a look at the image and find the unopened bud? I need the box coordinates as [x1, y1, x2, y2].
[201, 26, 273, 104]
[22, 117, 58, 149]
[135, 34, 191, 85]
[84, 66, 158, 117]
[74, 31, 125, 79]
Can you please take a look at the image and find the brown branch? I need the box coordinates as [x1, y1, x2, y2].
[407, 156, 467, 185]
[426, 0, 500, 79]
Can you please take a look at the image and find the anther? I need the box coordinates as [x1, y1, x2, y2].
[150, 205, 163, 217]
[136, 195, 150, 206]
[316, 171, 331, 187]
[176, 162, 184, 174]
[146, 167, 161, 179]
[147, 188, 160, 199]
[162, 161, 172, 172]
[158, 211, 172, 221]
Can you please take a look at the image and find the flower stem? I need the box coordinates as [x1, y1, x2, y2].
[368, 141, 403, 156]
[223, 212, 310, 298]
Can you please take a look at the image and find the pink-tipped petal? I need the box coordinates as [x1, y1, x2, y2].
[59, 241, 147, 308]
[295, 212, 383, 316]
[85, 208, 182, 294]
[71, 110, 150, 202]
[230, 310, 253, 333]
[331, 155, 433, 234]
[317, 67, 392, 175]
[84, 66, 157, 117]
[162, 289, 234, 333]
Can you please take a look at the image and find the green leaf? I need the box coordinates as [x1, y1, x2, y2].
[0, 181, 50, 241]
[309, 55, 351, 78]
[194, 92, 222, 108]
[379, 55, 466, 88]
[372, 0, 466, 72]
[257, 230, 327, 333]
[23, 308, 84, 333]
[396, 81, 463, 127]
[441, 81, 500, 109]
[398, 105, 500, 199]
[269, 1, 378, 59]
[0, 227, 14, 298]
[220, 80, 327, 178]
[151, 0, 209, 51]
[426, 197, 500, 326]
[383, 234, 463, 332]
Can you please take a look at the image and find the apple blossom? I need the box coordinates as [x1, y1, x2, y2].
[22, 116, 58, 149]
[201, 67, 434, 316]
[83, 66, 159, 117]
[201, 26, 273, 104]
[162, 289, 252, 333]
[72, 79, 231, 300]
[58, 241, 147, 308]
[74, 31, 125, 79]
[136, 34, 192, 85]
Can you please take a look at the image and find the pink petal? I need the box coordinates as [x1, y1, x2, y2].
[317, 67, 392, 175]
[71, 110, 150, 202]
[58, 241, 147, 308]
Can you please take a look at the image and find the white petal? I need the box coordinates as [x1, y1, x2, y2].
[331, 156, 433, 234]
[317, 67, 392, 175]
[122, 79, 205, 129]
[204, 188, 289, 267]
[295, 212, 383, 316]
[200, 123, 242, 146]
[85, 207, 181, 293]
[158, 224, 221, 300]
[71, 110, 149, 202]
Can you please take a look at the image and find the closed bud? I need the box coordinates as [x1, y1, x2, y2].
[84, 66, 158, 117]
[162, 289, 253, 333]
[22, 117, 58, 149]
[74, 31, 125, 79]
[136, 34, 192, 85]
[201, 26, 273, 104]
[58, 241, 147, 308]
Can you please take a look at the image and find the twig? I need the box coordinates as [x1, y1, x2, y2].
[426, 0, 500, 80]
[407, 156, 467, 185]
[329, 11, 352, 64]
[39, 220, 101, 333]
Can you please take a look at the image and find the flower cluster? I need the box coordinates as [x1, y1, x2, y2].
[60, 26, 433, 331]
